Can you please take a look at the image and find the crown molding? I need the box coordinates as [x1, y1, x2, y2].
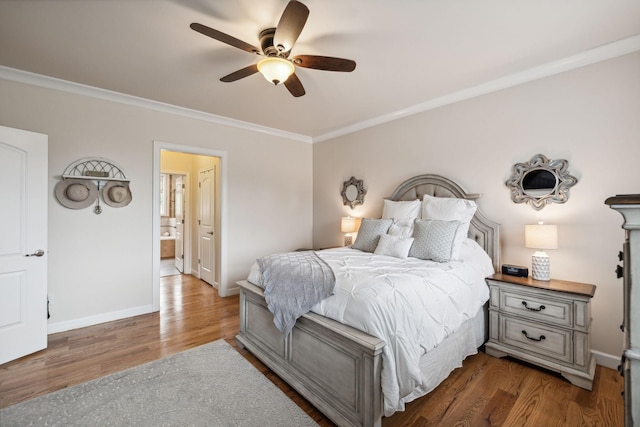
[2, 34, 639, 145]
[313, 34, 640, 143]
[0, 66, 312, 144]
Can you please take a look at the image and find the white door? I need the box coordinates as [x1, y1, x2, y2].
[174, 175, 184, 273]
[198, 168, 215, 286]
[0, 125, 48, 365]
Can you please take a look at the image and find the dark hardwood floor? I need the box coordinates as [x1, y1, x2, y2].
[0, 273, 624, 426]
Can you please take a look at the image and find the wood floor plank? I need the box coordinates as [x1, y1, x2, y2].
[476, 389, 519, 427]
[0, 273, 624, 426]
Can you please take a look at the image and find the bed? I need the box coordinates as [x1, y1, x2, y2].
[236, 174, 500, 427]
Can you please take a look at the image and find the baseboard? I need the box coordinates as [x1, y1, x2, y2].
[219, 282, 240, 297]
[47, 304, 155, 334]
[593, 350, 620, 371]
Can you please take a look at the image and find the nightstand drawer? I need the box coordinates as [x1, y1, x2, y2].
[500, 315, 572, 364]
[501, 289, 572, 328]
[486, 274, 595, 389]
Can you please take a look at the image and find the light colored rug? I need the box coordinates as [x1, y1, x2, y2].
[0, 340, 318, 426]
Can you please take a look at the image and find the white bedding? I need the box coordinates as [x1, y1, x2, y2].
[247, 238, 494, 417]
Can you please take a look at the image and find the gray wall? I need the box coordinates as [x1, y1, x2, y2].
[313, 52, 640, 363]
[0, 78, 313, 330]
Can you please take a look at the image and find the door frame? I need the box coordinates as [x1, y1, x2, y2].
[160, 169, 189, 274]
[152, 141, 228, 311]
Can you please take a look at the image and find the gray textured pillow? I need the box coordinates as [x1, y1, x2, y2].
[352, 218, 393, 253]
[409, 219, 462, 262]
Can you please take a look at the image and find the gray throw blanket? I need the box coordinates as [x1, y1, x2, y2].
[257, 251, 336, 335]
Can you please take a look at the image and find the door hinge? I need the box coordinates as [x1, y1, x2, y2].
[198, 219, 201, 225]
[198, 259, 200, 264]
[181, 254, 184, 260]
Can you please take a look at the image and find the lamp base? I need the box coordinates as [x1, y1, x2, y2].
[531, 251, 551, 281]
[344, 234, 353, 246]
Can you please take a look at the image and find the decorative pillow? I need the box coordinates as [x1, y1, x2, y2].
[381, 199, 421, 220]
[351, 218, 393, 253]
[408, 219, 461, 262]
[374, 234, 414, 259]
[420, 195, 477, 260]
[387, 218, 414, 238]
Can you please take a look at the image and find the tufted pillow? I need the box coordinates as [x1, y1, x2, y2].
[351, 218, 393, 253]
[409, 219, 461, 262]
[387, 218, 414, 238]
[420, 195, 477, 260]
[374, 234, 414, 259]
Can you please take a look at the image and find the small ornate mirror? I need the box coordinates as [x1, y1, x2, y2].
[506, 154, 577, 210]
[341, 176, 366, 209]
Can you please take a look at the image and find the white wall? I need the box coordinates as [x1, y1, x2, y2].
[313, 52, 640, 362]
[0, 78, 313, 330]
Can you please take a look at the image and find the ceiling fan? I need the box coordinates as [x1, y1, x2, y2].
[190, 0, 356, 97]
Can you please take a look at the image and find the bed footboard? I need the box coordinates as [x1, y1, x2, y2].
[236, 280, 385, 427]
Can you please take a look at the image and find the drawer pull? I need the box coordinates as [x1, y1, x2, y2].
[522, 330, 545, 342]
[522, 301, 545, 312]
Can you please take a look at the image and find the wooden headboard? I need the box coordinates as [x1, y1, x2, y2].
[389, 174, 500, 272]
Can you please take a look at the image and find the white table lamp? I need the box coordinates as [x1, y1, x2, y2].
[525, 223, 558, 281]
[341, 217, 357, 246]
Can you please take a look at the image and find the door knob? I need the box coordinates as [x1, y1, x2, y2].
[207, 231, 214, 235]
[26, 249, 45, 257]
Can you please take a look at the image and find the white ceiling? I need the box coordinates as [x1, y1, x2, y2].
[1, 1, 639, 140]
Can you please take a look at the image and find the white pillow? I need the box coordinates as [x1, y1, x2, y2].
[374, 234, 414, 259]
[420, 195, 477, 260]
[387, 218, 414, 238]
[381, 199, 421, 220]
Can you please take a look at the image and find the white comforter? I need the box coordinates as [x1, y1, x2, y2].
[248, 238, 494, 417]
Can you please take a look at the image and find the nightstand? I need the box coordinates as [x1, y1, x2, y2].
[485, 273, 597, 390]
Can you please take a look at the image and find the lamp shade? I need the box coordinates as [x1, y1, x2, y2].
[341, 217, 357, 233]
[525, 224, 558, 250]
[257, 57, 294, 85]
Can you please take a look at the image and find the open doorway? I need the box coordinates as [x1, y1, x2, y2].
[152, 141, 227, 312]
[159, 171, 187, 278]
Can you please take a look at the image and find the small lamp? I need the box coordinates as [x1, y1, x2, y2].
[341, 217, 357, 246]
[525, 222, 558, 281]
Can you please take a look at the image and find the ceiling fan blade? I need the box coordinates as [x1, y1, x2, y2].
[284, 73, 305, 97]
[273, 1, 309, 54]
[190, 23, 261, 55]
[220, 64, 259, 82]
[292, 55, 356, 72]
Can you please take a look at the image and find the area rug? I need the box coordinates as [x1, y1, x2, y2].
[0, 340, 318, 426]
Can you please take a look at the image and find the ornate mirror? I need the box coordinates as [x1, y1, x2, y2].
[506, 154, 577, 210]
[341, 176, 366, 209]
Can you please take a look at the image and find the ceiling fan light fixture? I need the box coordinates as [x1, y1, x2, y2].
[257, 57, 295, 85]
